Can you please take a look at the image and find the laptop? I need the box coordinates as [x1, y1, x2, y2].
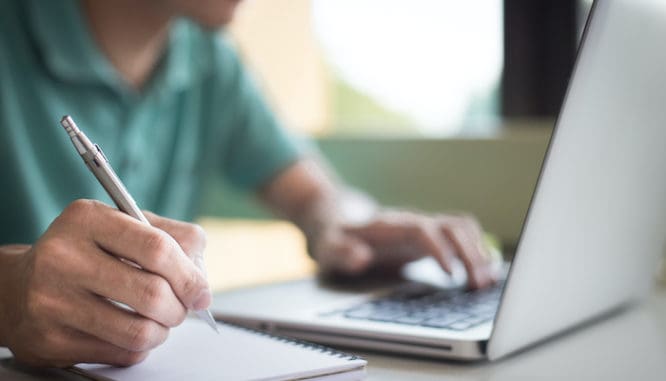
[212, 0, 666, 361]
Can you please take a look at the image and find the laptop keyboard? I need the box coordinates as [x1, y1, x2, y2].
[338, 282, 504, 331]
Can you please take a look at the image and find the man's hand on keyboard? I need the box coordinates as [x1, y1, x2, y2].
[309, 210, 498, 289]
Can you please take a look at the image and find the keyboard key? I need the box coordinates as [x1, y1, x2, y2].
[367, 310, 406, 322]
[447, 320, 474, 331]
[422, 313, 469, 328]
[392, 315, 427, 325]
[462, 316, 492, 327]
[408, 310, 441, 320]
[344, 309, 376, 320]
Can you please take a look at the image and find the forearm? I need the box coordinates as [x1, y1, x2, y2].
[259, 159, 498, 286]
[259, 159, 377, 240]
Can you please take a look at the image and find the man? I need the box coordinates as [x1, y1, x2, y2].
[0, 0, 497, 368]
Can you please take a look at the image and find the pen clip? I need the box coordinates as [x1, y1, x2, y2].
[94, 144, 109, 163]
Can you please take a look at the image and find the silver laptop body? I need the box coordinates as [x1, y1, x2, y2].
[212, 0, 666, 361]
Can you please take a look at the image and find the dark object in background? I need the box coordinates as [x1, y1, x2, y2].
[501, 0, 578, 118]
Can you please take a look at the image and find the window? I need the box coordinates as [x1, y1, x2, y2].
[228, 0, 503, 137]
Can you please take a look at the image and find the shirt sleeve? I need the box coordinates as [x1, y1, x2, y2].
[212, 38, 305, 191]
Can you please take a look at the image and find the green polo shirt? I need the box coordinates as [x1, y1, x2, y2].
[0, 0, 303, 244]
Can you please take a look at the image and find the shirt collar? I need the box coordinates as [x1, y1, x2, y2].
[27, 0, 196, 97]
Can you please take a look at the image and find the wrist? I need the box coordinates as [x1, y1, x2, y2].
[0, 245, 30, 347]
[298, 188, 378, 259]
[298, 203, 338, 259]
[336, 187, 379, 226]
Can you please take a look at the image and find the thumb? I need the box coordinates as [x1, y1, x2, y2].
[323, 235, 374, 275]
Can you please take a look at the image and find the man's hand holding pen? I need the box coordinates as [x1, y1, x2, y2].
[0, 200, 211, 367]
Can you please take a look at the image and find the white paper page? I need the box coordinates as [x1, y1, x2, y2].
[76, 319, 366, 381]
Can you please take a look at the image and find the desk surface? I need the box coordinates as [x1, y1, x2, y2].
[361, 287, 666, 380]
[2, 284, 665, 380]
[2, 220, 665, 380]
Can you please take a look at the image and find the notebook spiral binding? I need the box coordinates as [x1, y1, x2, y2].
[222, 321, 362, 361]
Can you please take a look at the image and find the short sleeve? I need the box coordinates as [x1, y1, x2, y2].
[211, 39, 305, 191]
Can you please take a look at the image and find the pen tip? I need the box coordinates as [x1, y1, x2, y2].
[195, 309, 219, 333]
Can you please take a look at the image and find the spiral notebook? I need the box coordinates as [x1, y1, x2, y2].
[71, 318, 366, 381]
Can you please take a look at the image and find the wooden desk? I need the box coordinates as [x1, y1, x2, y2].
[2, 219, 665, 380]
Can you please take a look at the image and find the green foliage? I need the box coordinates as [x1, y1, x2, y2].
[328, 75, 418, 135]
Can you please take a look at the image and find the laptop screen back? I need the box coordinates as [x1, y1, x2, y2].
[488, 0, 666, 360]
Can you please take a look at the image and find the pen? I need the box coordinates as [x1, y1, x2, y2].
[60, 115, 219, 333]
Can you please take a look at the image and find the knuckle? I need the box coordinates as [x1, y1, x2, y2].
[180, 269, 204, 300]
[139, 276, 170, 314]
[37, 235, 67, 256]
[62, 199, 97, 222]
[178, 223, 207, 260]
[187, 223, 207, 245]
[127, 320, 158, 352]
[143, 231, 172, 268]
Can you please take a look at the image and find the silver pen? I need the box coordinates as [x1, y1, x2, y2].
[60, 115, 218, 333]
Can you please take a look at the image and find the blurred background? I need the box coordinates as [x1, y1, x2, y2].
[227, 0, 592, 136]
[198, 0, 618, 290]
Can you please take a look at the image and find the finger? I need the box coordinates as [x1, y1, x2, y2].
[63, 200, 211, 310]
[78, 245, 187, 327]
[144, 212, 209, 278]
[441, 223, 493, 289]
[345, 219, 455, 273]
[438, 216, 490, 257]
[410, 224, 455, 275]
[41, 329, 149, 368]
[143, 212, 207, 261]
[449, 214, 484, 240]
[60, 292, 169, 353]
